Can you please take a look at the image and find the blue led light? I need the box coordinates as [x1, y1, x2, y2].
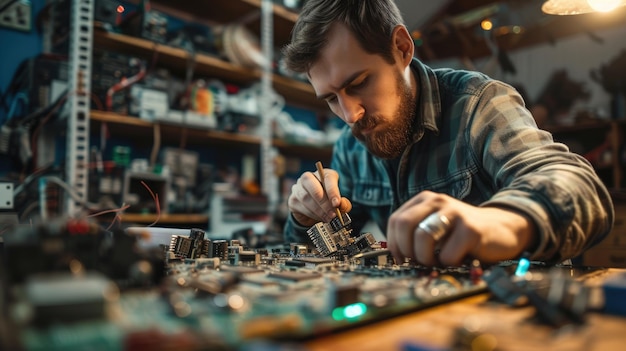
[515, 257, 531, 277]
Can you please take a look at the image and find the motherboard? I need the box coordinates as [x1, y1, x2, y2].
[1, 215, 488, 350]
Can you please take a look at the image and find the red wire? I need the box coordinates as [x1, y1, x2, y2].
[106, 64, 146, 111]
[140, 180, 160, 227]
[87, 204, 131, 230]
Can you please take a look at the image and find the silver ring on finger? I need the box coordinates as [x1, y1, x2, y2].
[417, 212, 451, 242]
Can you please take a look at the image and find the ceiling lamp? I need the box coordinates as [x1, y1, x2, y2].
[542, 0, 626, 15]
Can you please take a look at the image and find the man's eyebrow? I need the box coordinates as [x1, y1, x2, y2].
[316, 70, 367, 100]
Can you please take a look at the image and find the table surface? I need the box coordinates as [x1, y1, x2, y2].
[304, 268, 626, 351]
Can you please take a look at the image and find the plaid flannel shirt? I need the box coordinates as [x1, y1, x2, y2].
[285, 59, 613, 262]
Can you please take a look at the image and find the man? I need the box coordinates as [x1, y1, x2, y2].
[281, 0, 613, 266]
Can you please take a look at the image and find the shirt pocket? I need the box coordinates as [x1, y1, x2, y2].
[410, 170, 473, 201]
[352, 181, 393, 207]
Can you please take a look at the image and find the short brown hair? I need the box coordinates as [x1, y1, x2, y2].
[282, 0, 406, 73]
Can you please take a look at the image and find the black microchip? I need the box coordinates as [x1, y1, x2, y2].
[219, 265, 264, 274]
[268, 271, 322, 282]
[293, 257, 335, 265]
[284, 260, 306, 267]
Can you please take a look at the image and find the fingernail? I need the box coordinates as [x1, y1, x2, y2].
[331, 197, 339, 207]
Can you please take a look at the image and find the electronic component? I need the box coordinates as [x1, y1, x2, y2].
[209, 194, 269, 239]
[122, 171, 168, 213]
[268, 270, 322, 282]
[306, 213, 353, 256]
[2, 218, 489, 350]
[169, 228, 207, 259]
[209, 239, 229, 261]
[93, 0, 124, 30]
[24, 273, 117, 325]
[306, 213, 378, 257]
[5, 55, 68, 116]
[45, 0, 70, 54]
[2, 217, 165, 287]
[0, 0, 32, 32]
[166, 23, 219, 56]
[484, 264, 600, 327]
[0, 181, 13, 209]
[515, 257, 531, 276]
[160, 148, 201, 212]
[118, 4, 169, 44]
[91, 49, 145, 114]
[235, 250, 260, 266]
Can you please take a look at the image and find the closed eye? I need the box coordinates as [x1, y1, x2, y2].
[347, 77, 368, 94]
[325, 78, 367, 106]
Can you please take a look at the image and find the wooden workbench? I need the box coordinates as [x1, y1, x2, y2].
[305, 269, 626, 351]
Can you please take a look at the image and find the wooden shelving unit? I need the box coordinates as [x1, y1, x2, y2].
[150, 0, 298, 47]
[90, 110, 261, 147]
[87, 0, 333, 226]
[90, 110, 334, 161]
[93, 29, 326, 110]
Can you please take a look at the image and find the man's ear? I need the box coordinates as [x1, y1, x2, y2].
[391, 25, 414, 67]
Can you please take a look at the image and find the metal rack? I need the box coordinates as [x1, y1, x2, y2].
[260, 0, 278, 216]
[63, 0, 280, 217]
[65, 0, 94, 215]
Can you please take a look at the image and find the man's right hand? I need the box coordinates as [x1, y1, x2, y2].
[287, 167, 352, 227]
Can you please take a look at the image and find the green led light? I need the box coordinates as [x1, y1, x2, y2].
[332, 307, 344, 321]
[332, 303, 367, 321]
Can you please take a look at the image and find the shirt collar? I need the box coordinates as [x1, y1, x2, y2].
[410, 58, 441, 136]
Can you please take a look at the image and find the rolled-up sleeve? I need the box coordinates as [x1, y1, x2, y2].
[470, 81, 614, 262]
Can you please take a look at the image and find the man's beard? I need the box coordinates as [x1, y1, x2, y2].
[351, 73, 416, 159]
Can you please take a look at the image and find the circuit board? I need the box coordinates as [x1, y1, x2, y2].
[1, 216, 488, 351]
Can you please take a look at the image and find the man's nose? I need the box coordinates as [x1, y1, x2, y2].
[339, 97, 364, 124]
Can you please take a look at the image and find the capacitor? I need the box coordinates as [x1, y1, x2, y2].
[470, 259, 484, 284]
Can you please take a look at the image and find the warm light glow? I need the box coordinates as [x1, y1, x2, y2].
[587, 0, 622, 12]
[481, 19, 493, 31]
[228, 294, 245, 310]
[542, 0, 626, 15]
[116, 5, 125, 13]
